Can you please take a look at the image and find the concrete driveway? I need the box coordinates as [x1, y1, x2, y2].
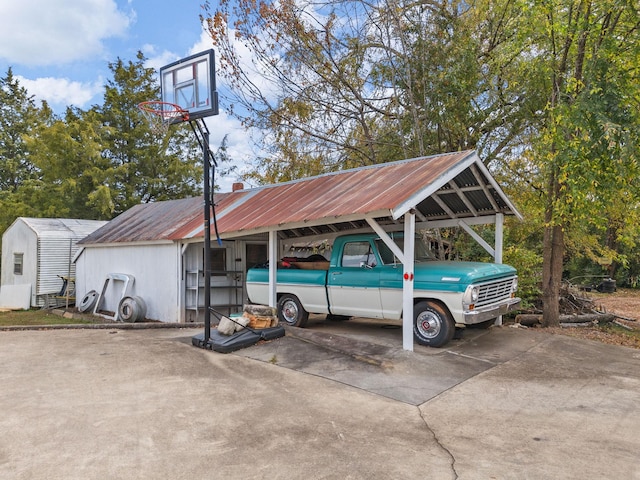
[0, 320, 638, 480]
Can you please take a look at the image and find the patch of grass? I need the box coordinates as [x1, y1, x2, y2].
[549, 322, 640, 349]
[600, 322, 640, 343]
[0, 309, 94, 327]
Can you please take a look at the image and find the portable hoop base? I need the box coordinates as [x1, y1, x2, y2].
[191, 326, 285, 353]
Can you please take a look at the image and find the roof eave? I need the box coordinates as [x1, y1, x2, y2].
[217, 209, 394, 239]
[473, 159, 524, 220]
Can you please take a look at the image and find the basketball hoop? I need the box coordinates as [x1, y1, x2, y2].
[137, 101, 190, 136]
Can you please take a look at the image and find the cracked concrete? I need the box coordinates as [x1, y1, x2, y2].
[1, 318, 639, 479]
[418, 408, 458, 480]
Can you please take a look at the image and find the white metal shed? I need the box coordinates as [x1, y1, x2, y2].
[1, 217, 107, 307]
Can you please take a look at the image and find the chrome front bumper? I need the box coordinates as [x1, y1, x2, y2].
[462, 297, 521, 324]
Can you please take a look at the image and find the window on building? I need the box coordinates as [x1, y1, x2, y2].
[246, 243, 267, 271]
[210, 248, 227, 276]
[14, 253, 23, 275]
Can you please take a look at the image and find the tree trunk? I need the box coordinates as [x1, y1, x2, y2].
[542, 152, 564, 328]
[542, 224, 564, 327]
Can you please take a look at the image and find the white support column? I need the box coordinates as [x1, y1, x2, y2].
[268, 230, 278, 308]
[494, 213, 504, 325]
[402, 211, 416, 351]
[494, 213, 504, 263]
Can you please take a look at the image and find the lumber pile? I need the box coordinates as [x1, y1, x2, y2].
[243, 304, 278, 329]
[516, 283, 633, 328]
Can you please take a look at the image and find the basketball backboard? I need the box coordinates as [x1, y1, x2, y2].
[160, 49, 218, 123]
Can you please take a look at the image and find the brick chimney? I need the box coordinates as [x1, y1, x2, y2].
[232, 182, 244, 192]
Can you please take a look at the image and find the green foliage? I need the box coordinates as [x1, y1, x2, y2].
[0, 68, 48, 192]
[0, 68, 55, 235]
[503, 245, 543, 306]
[23, 107, 111, 219]
[525, 0, 640, 322]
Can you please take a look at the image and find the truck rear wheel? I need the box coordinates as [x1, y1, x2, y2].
[413, 301, 455, 348]
[277, 294, 309, 327]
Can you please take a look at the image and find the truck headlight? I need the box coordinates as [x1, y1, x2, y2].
[470, 286, 479, 302]
[512, 277, 518, 293]
[464, 285, 479, 305]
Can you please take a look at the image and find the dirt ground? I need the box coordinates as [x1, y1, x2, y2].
[590, 288, 640, 321]
[541, 288, 640, 349]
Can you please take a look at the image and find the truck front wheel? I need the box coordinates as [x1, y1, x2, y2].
[413, 301, 455, 348]
[277, 294, 309, 327]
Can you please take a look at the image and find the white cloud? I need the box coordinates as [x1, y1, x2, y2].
[141, 44, 180, 72]
[17, 75, 104, 109]
[0, 0, 133, 66]
[188, 31, 216, 58]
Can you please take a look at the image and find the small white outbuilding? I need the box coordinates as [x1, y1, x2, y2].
[1, 217, 107, 308]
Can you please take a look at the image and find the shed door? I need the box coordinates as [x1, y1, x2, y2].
[37, 238, 74, 297]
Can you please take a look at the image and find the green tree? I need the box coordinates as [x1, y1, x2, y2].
[0, 68, 55, 234]
[203, 0, 401, 180]
[525, 1, 640, 325]
[22, 107, 113, 219]
[0, 68, 47, 192]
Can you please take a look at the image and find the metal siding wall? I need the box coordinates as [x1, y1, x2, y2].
[76, 243, 180, 322]
[2, 220, 36, 287]
[36, 237, 75, 305]
[2, 220, 39, 306]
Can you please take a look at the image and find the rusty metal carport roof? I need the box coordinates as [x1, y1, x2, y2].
[79, 150, 521, 245]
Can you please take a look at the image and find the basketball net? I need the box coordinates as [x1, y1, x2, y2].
[137, 101, 190, 137]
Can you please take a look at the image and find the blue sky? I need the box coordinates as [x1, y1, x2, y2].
[0, 0, 254, 191]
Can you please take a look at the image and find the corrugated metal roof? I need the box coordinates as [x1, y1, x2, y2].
[79, 196, 207, 244]
[80, 150, 521, 245]
[17, 218, 108, 238]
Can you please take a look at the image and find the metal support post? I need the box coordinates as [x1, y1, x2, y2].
[402, 211, 416, 351]
[203, 127, 212, 342]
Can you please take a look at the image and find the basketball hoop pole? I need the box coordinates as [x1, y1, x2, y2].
[148, 49, 221, 348]
[137, 102, 216, 341]
[189, 118, 222, 343]
[203, 123, 212, 342]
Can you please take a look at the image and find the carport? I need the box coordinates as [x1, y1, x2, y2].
[182, 150, 522, 351]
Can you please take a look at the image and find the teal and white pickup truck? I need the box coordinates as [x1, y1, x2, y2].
[246, 233, 520, 347]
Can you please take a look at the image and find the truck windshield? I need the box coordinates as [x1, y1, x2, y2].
[375, 236, 437, 264]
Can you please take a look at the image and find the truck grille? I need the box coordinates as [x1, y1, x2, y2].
[476, 278, 515, 307]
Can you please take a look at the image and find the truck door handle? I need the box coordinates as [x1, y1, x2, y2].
[332, 272, 342, 275]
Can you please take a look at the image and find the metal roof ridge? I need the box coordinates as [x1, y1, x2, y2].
[241, 150, 476, 191]
[20, 217, 106, 235]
